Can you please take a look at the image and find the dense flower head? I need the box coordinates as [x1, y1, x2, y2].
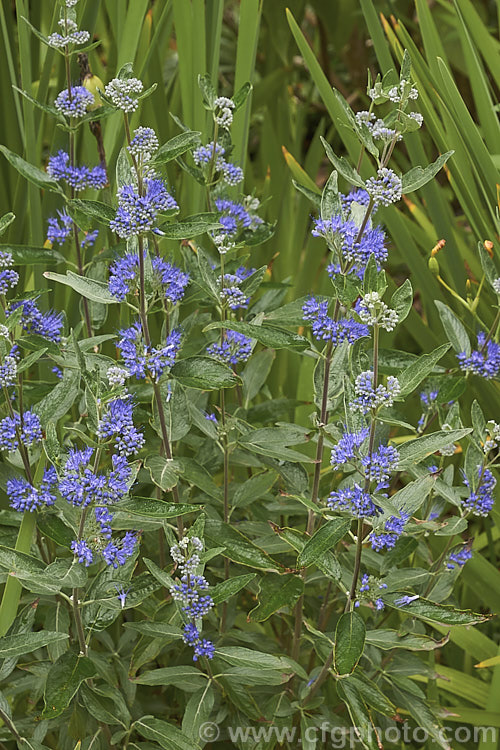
[128, 127, 159, 160]
[365, 168, 402, 207]
[110, 180, 178, 239]
[108, 253, 139, 299]
[463, 466, 496, 516]
[107, 365, 129, 387]
[193, 143, 243, 186]
[342, 189, 371, 214]
[207, 330, 252, 365]
[103, 531, 138, 568]
[457, 333, 500, 380]
[222, 161, 244, 186]
[330, 428, 370, 468]
[48, 22, 90, 49]
[351, 371, 401, 414]
[8, 467, 57, 512]
[0, 250, 19, 294]
[59, 448, 131, 508]
[361, 445, 400, 489]
[387, 80, 419, 102]
[47, 151, 107, 191]
[218, 267, 254, 309]
[105, 77, 143, 112]
[356, 292, 398, 331]
[370, 512, 409, 551]
[0, 410, 42, 452]
[182, 624, 215, 661]
[483, 421, 500, 454]
[213, 96, 235, 129]
[117, 321, 181, 381]
[95, 506, 113, 538]
[71, 539, 93, 566]
[7, 299, 63, 342]
[97, 395, 145, 457]
[302, 297, 369, 344]
[493, 278, 500, 295]
[54, 86, 94, 118]
[0, 351, 18, 388]
[214, 197, 263, 238]
[81, 229, 99, 248]
[47, 210, 73, 245]
[326, 483, 379, 517]
[447, 546, 472, 570]
[313, 214, 387, 278]
[151, 257, 189, 302]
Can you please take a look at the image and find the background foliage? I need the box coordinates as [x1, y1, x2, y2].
[0, 0, 499, 748]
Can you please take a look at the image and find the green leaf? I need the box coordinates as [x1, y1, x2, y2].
[397, 429, 471, 468]
[401, 151, 454, 193]
[216, 646, 303, 674]
[0, 244, 64, 265]
[171, 356, 241, 389]
[42, 651, 96, 718]
[152, 131, 201, 165]
[398, 344, 451, 396]
[136, 716, 201, 750]
[336, 680, 380, 750]
[391, 279, 413, 323]
[161, 216, 221, 239]
[123, 622, 183, 641]
[182, 684, 215, 743]
[0, 213, 15, 237]
[248, 573, 303, 621]
[334, 611, 366, 676]
[321, 170, 342, 221]
[386, 475, 435, 516]
[0, 631, 69, 658]
[383, 593, 490, 625]
[211, 573, 256, 605]
[33, 370, 80, 427]
[115, 497, 199, 518]
[144, 455, 180, 492]
[205, 320, 309, 351]
[239, 425, 313, 463]
[67, 199, 116, 228]
[233, 81, 252, 111]
[435, 300, 471, 354]
[365, 629, 448, 651]
[320, 136, 365, 188]
[297, 518, 351, 568]
[205, 519, 279, 570]
[43, 271, 119, 304]
[134, 667, 208, 690]
[0, 145, 63, 194]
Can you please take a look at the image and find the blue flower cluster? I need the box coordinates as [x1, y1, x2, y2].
[462, 466, 496, 516]
[365, 168, 402, 207]
[7, 299, 63, 342]
[207, 330, 252, 365]
[219, 267, 254, 309]
[370, 512, 409, 551]
[59, 448, 131, 508]
[47, 210, 74, 245]
[361, 445, 400, 490]
[0, 411, 42, 452]
[170, 536, 215, 662]
[351, 371, 401, 415]
[355, 574, 386, 610]
[311, 213, 387, 278]
[214, 198, 263, 237]
[110, 180, 178, 239]
[71, 531, 138, 568]
[151, 257, 190, 303]
[0, 251, 19, 294]
[0, 349, 18, 388]
[326, 484, 379, 517]
[7, 467, 57, 512]
[417, 389, 438, 431]
[47, 151, 107, 192]
[447, 546, 472, 570]
[193, 142, 244, 186]
[330, 428, 370, 468]
[97, 396, 145, 457]
[118, 322, 181, 381]
[457, 333, 500, 380]
[302, 297, 369, 344]
[54, 86, 94, 118]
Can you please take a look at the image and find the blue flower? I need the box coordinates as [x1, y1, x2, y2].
[54, 86, 94, 118]
[115, 585, 131, 608]
[302, 297, 369, 343]
[447, 546, 472, 570]
[103, 531, 138, 568]
[206, 330, 252, 365]
[394, 594, 419, 606]
[326, 484, 379, 517]
[330, 428, 370, 468]
[351, 370, 401, 415]
[97, 396, 145, 457]
[128, 127, 159, 160]
[47, 151, 107, 191]
[342, 189, 371, 213]
[312, 214, 387, 278]
[0, 411, 42, 452]
[365, 168, 402, 207]
[219, 267, 254, 310]
[370, 512, 409, 551]
[214, 198, 263, 237]
[151, 257, 190, 302]
[71, 539, 94, 566]
[361, 445, 400, 489]
[95, 506, 113, 538]
[110, 180, 178, 239]
[7, 299, 63, 342]
[47, 210, 73, 245]
[108, 253, 139, 299]
[457, 333, 500, 380]
[0, 351, 18, 388]
[117, 322, 181, 381]
[81, 229, 99, 248]
[8, 467, 57, 512]
[58, 449, 131, 508]
[462, 466, 496, 516]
